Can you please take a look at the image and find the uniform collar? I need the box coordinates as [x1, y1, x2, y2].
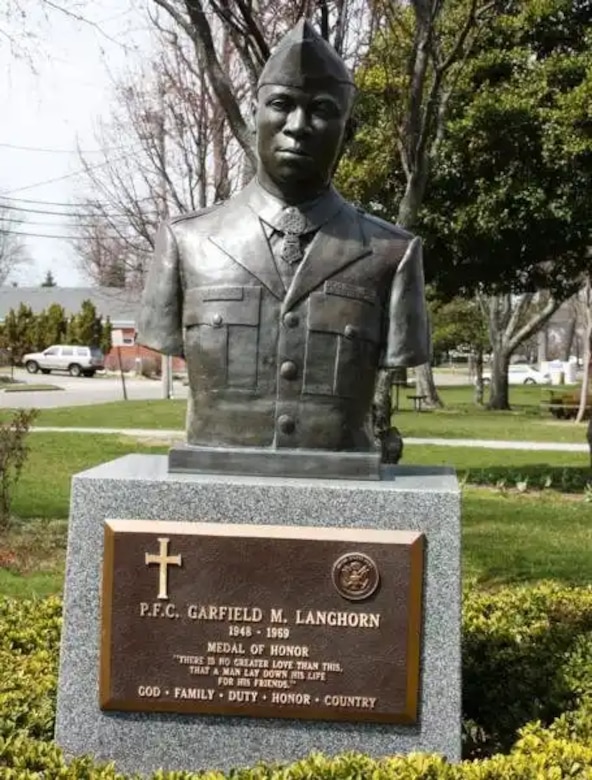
[246, 179, 344, 233]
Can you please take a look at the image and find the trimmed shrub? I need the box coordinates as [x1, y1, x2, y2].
[2, 584, 592, 777]
[460, 466, 591, 493]
[2, 737, 592, 778]
[463, 582, 592, 757]
[0, 596, 60, 741]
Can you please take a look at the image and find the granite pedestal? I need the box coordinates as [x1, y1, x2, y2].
[55, 455, 461, 775]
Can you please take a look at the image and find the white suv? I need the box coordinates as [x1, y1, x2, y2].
[23, 345, 105, 377]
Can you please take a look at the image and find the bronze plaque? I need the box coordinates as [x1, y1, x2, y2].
[100, 521, 424, 724]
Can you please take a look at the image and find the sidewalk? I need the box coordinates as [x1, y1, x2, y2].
[30, 426, 590, 453]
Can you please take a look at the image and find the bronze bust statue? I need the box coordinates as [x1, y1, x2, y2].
[138, 20, 429, 478]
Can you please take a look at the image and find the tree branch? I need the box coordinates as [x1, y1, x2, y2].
[505, 292, 533, 340]
[508, 296, 560, 354]
[154, 0, 256, 167]
[318, 0, 330, 40]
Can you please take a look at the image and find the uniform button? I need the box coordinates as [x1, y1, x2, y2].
[344, 324, 358, 339]
[283, 312, 299, 328]
[212, 313, 224, 328]
[277, 414, 295, 434]
[280, 360, 298, 380]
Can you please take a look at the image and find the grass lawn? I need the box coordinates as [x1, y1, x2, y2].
[0, 518, 68, 599]
[1, 384, 587, 442]
[404, 443, 589, 470]
[11, 433, 168, 518]
[0, 433, 168, 599]
[0, 399, 187, 430]
[462, 487, 592, 586]
[0, 432, 590, 599]
[395, 384, 588, 443]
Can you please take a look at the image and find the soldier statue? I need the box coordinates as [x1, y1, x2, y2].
[138, 19, 429, 477]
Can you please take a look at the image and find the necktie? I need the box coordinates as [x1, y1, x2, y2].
[277, 207, 309, 265]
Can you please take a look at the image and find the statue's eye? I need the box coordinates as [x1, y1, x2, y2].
[268, 98, 291, 111]
[311, 100, 340, 119]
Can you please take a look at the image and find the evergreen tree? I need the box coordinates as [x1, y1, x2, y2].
[66, 300, 103, 347]
[1, 304, 36, 362]
[32, 311, 49, 351]
[41, 270, 57, 287]
[44, 303, 67, 345]
[100, 316, 112, 355]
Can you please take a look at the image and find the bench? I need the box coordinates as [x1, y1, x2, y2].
[407, 394, 428, 412]
[391, 379, 410, 411]
[539, 401, 591, 420]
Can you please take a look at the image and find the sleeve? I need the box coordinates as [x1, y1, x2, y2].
[136, 222, 184, 357]
[381, 235, 431, 368]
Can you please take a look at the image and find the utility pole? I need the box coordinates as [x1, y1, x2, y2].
[150, 78, 174, 400]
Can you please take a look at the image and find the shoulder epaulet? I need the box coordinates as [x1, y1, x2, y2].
[170, 202, 223, 225]
[360, 209, 414, 240]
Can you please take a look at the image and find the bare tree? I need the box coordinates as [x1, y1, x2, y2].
[72, 213, 138, 288]
[477, 292, 561, 410]
[73, 13, 243, 286]
[0, 205, 30, 284]
[1, 1, 120, 60]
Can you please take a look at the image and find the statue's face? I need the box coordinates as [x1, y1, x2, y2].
[255, 83, 352, 196]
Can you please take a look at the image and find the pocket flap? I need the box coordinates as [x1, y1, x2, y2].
[308, 292, 381, 343]
[200, 286, 245, 302]
[324, 281, 378, 305]
[184, 286, 261, 327]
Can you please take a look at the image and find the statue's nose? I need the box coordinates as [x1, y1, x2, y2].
[284, 107, 308, 137]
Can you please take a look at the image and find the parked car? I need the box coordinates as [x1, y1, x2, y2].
[23, 345, 105, 377]
[482, 364, 551, 385]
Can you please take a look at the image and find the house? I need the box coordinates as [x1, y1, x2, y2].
[0, 286, 183, 373]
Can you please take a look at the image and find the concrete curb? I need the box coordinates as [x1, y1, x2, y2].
[29, 427, 589, 452]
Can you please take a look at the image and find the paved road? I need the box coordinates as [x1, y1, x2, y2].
[0, 367, 580, 409]
[0, 369, 188, 408]
[0, 367, 475, 409]
[27, 426, 590, 452]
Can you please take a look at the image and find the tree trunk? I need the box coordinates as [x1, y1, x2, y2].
[561, 315, 577, 362]
[473, 348, 484, 406]
[575, 318, 592, 424]
[487, 347, 511, 410]
[396, 172, 442, 408]
[537, 327, 548, 364]
[415, 362, 443, 408]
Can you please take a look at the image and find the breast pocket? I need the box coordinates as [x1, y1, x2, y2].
[303, 288, 382, 399]
[183, 285, 261, 389]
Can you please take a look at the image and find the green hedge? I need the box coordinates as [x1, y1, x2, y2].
[460, 466, 591, 493]
[463, 582, 592, 756]
[2, 585, 592, 778]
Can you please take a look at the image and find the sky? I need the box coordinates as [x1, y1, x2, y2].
[0, 1, 153, 287]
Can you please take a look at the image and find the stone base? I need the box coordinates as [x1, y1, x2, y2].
[55, 455, 461, 776]
[168, 443, 381, 479]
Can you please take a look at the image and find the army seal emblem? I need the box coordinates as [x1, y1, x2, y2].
[332, 552, 380, 601]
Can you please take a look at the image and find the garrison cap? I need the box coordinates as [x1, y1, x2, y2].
[258, 19, 354, 89]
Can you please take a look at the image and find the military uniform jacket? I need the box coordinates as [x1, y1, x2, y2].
[138, 180, 429, 450]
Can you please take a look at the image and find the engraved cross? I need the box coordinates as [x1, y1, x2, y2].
[145, 537, 182, 600]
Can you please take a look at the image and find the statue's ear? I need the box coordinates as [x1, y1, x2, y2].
[250, 98, 258, 136]
[343, 116, 357, 146]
